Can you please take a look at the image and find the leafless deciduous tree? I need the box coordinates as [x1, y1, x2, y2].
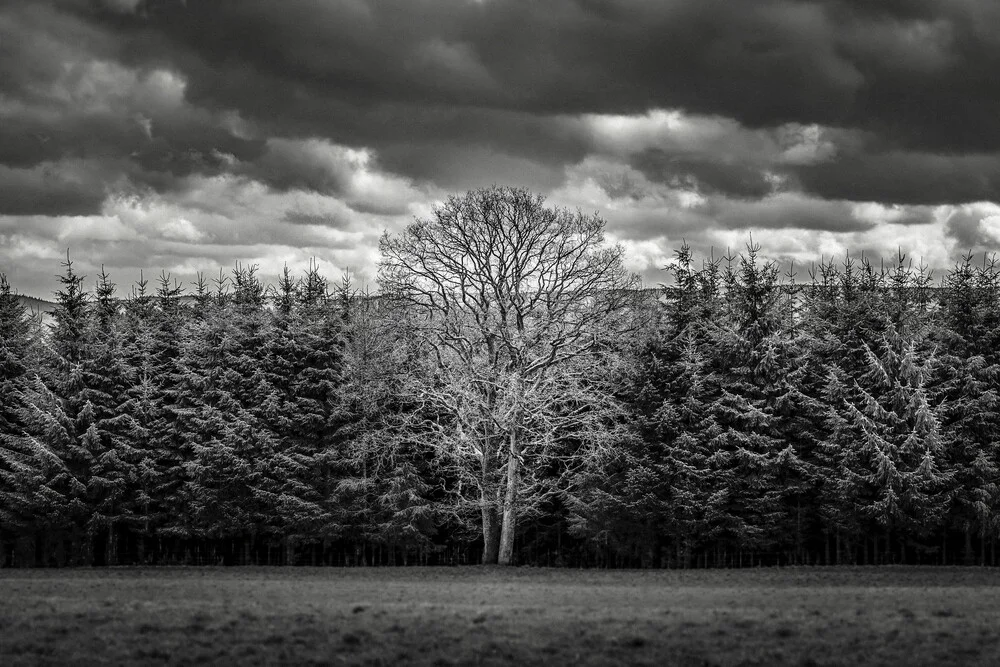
[378, 186, 641, 564]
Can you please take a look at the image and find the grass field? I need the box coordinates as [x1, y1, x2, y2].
[1, 566, 999, 666]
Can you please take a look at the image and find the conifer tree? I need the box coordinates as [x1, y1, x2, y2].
[81, 268, 145, 564]
[330, 273, 446, 562]
[44, 252, 98, 563]
[172, 266, 284, 560]
[0, 274, 34, 442]
[570, 244, 721, 566]
[262, 263, 341, 557]
[116, 273, 158, 561]
[0, 274, 50, 563]
[143, 272, 191, 550]
[816, 254, 952, 563]
[1, 374, 81, 565]
[938, 253, 1000, 563]
[699, 241, 800, 554]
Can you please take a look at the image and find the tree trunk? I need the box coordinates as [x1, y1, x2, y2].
[106, 523, 117, 566]
[795, 498, 802, 564]
[481, 499, 501, 564]
[498, 443, 520, 566]
[479, 426, 501, 565]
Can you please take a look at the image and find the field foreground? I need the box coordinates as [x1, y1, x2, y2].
[1, 566, 998, 666]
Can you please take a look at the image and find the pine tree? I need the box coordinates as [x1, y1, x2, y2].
[330, 276, 449, 563]
[172, 266, 284, 561]
[114, 273, 157, 562]
[699, 240, 800, 555]
[766, 264, 826, 563]
[0, 274, 53, 564]
[81, 268, 144, 564]
[42, 252, 99, 563]
[142, 272, 191, 553]
[1, 374, 83, 565]
[816, 254, 953, 564]
[938, 253, 1000, 563]
[0, 273, 34, 440]
[805, 253, 892, 563]
[261, 262, 342, 559]
[571, 244, 723, 566]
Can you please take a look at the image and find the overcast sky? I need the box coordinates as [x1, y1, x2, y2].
[3, 0, 1000, 297]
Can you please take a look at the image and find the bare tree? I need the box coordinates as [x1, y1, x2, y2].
[378, 186, 641, 564]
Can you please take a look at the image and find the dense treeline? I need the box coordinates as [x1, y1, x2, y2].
[573, 244, 1000, 567]
[1, 241, 999, 568]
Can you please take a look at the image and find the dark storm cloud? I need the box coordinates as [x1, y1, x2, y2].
[704, 195, 876, 233]
[377, 143, 568, 194]
[630, 150, 777, 199]
[29, 0, 991, 207]
[2, 0, 1000, 232]
[245, 140, 358, 196]
[0, 1, 266, 212]
[68, 0, 998, 144]
[568, 190, 878, 245]
[794, 153, 1000, 205]
[0, 164, 107, 216]
[90, 0, 859, 122]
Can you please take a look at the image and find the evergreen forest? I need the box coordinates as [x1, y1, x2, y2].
[2, 237, 999, 569]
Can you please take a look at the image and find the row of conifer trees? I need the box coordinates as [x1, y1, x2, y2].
[1, 243, 999, 567]
[574, 245, 1000, 567]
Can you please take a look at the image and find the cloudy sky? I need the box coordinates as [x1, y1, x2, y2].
[3, 0, 1000, 297]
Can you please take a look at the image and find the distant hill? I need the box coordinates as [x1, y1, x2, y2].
[12, 293, 205, 328]
[15, 294, 57, 314]
[14, 294, 57, 327]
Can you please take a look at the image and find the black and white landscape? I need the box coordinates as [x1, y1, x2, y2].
[3, 1, 1000, 665]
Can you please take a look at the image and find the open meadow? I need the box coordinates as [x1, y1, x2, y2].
[1, 566, 999, 666]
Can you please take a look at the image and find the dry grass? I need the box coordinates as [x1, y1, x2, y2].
[1, 566, 998, 666]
